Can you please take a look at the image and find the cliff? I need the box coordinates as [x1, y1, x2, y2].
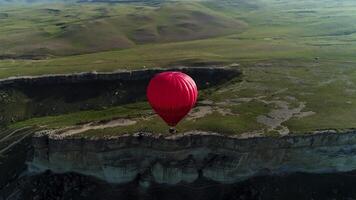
[29, 129, 356, 185]
[0, 67, 240, 124]
[0, 67, 237, 87]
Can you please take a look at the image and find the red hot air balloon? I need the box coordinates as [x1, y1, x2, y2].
[147, 71, 198, 128]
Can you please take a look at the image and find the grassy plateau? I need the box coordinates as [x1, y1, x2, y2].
[1, 0, 356, 137]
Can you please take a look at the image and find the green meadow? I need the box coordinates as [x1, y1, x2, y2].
[2, 0, 356, 136]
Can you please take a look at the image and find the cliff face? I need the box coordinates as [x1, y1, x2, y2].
[29, 130, 356, 185]
[0, 67, 240, 124]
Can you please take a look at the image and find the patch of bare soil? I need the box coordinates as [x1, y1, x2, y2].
[199, 100, 214, 105]
[239, 130, 265, 139]
[188, 106, 213, 120]
[257, 100, 307, 136]
[216, 107, 235, 116]
[59, 119, 136, 137]
[294, 111, 316, 119]
[187, 104, 238, 121]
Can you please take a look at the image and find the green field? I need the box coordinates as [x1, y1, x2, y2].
[2, 0, 356, 136]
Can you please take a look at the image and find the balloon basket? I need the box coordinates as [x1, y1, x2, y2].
[169, 127, 177, 134]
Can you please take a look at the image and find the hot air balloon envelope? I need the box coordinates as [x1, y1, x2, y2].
[147, 71, 198, 127]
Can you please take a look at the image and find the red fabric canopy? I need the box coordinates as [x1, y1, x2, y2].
[147, 71, 198, 127]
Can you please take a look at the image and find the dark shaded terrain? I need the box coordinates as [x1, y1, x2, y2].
[0, 67, 239, 125]
[0, 127, 42, 193]
[3, 171, 356, 200]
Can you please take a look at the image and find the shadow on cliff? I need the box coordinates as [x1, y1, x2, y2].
[0, 67, 240, 125]
[5, 170, 356, 200]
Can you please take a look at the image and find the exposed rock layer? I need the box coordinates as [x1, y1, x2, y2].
[29, 129, 356, 185]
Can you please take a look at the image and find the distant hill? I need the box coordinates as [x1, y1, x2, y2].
[0, 0, 76, 3]
[0, 2, 247, 57]
[0, 0, 74, 3]
[0, 0, 163, 3]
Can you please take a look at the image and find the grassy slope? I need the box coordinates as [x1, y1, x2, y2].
[2, 1, 356, 77]
[0, 2, 245, 57]
[4, 0, 356, 135]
